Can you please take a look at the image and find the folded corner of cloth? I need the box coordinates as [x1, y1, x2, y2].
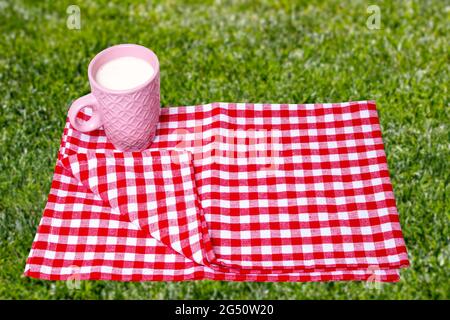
[25, 101, 410, 282]
[59, 149, 215, 267]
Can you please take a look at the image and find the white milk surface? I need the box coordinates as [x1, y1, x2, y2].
[95, 56, 154, 91]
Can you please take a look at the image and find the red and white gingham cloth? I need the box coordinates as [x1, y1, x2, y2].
[25, 101, 409, 282]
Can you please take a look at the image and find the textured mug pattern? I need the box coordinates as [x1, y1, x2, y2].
[93, 75, 160, 151]
[68, 44, 160, 152]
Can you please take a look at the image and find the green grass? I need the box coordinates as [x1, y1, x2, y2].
[0, 0, 448, 299]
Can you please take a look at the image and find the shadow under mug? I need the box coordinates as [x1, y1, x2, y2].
[68, 44, 160, 151]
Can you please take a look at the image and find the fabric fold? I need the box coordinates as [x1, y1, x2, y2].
[60, 149, 215, 266]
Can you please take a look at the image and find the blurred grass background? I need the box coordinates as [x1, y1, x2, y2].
[0, 0, 448, 299]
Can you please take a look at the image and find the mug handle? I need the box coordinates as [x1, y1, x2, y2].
[68, 93, 103, 132]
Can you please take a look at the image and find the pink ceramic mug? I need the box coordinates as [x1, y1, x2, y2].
[68, 44, 160, 151]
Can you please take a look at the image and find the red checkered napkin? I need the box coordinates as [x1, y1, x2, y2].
[25, 101, 409, 282]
